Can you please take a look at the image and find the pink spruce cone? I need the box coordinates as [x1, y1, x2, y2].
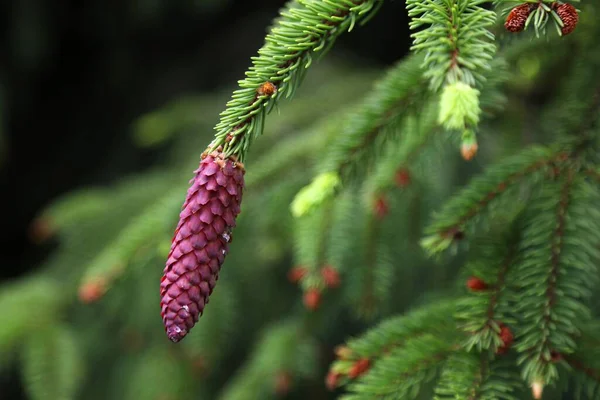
[160, 149, 244, 342]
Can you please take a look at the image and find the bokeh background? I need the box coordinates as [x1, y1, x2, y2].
[0, 1, 412, 398]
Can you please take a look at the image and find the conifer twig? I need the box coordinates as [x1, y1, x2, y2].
[422, 147, 570, 254]
[211, 0, 383, 160]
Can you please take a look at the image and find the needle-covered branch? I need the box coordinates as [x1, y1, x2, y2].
[434, 352, 523, 400]
[513, 174, 600, 384]
[422, 146, 570, 255]
[406, 0, 496, 90]
[211, 0, 384, 160]
[329, 301, 457, 375]
[458, 230, 519, 352]
[319, 55, 428, 179]
[342, 334, 460, 399]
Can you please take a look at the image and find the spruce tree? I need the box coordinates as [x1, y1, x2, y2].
[2, 1, 600, 399]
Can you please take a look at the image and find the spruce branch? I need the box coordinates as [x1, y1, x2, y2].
[434, 352, 523, 400]
[422, 146, 570, 255]
[333, 300, 457, 365]
[0, 279, 64, 356]
[513, 174, 600, 384]
[320, 54, 428, 180]
[79, 190, 183, 297]
[289, 55, 428, 217]
[365, 102, 439, 196]
[210, 0, 384, 161]
[563, 355, 600, 399]
[217, 320, 318, 400]
[458, 232, 518, 352]
[342, 334, 460, 399]
[292, 200, 338, 302]
[560, 321, 600, 397]
[406, 0, 496, 90]
[346, 213, 393, 318]
[21, 324, 83, 400]
[406, 0, 498, 158]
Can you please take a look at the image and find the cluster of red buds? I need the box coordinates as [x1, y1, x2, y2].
[505, 2, 579, 36]
[288, 265, 341, 310]
[326, 346, 372, 391]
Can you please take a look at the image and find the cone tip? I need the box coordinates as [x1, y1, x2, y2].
[166, 325, 187, 343]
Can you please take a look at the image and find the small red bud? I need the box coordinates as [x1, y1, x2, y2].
[496, 323, 514, 354]
[326, 371, 341, 391]
[321, 265, 340, 288]
[257, 81, 277, 97]
[374, 196, 389, 219]
[466, 276, 488, 291]
[287, 266, 308, 283]
[461, 142, 478, 161]
[553, 3, 579, 36]
[394, 168, 411, 187]
[348, 358, 371, 379]
[303, 289, 321, 310]
[505, 3, 534, 33]
[79, 278, 107, 303]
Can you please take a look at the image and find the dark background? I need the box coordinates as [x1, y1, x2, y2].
[0, 1, 410, 397]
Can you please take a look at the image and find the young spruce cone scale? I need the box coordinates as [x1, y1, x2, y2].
[553, 2, 579, 36]
[160, 149, 244, 342]
[504, 3, 534, 33]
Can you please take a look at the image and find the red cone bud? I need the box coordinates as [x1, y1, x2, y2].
[348, 358, 371, 379]
[394, 168, 411, 187]
[303, 289, 321, 310]
[257, 81, 277, 97]
[374, 196, 389, 219]
[553, 3, 579, 35]
[287, 266, 307, 283]
[466, 276, 488, 291]
[160, 149, 245, 342]
[505, 3, 534, 33]
[496, 323, 514, 354]
[321, 265, 340, 288]
[326, 371, 341, 391]
[461, 142, 478, 161]
[79, 278, 107, 303]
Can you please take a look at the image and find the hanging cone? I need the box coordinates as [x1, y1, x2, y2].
[504, 3, 534, 33]
[553, 3, 579, 35]
[160, 149, 244, 342]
